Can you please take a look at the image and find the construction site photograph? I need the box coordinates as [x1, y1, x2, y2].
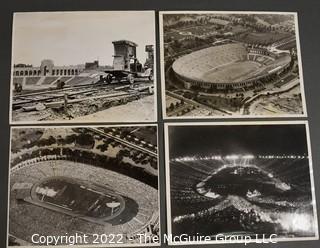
[165, 121, 318, 245]
[8, 125, 159, 247]
[10, 11, 156, 124]
[160, 12, 307, 118]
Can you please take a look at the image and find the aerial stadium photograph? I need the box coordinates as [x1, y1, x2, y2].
[10, 11, 156, 124]
[8, 125, 159, 247]
[160, 12, 307, 118]
[164, 121, 318, 245]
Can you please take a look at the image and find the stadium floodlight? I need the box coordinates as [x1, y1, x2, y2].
[210, 155, 222, 160]
[226, 155, 239, 160]
[183, 156, 197, 161]
[242, 155, 254, 159]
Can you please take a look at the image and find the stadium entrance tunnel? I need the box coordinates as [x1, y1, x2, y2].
[195, 164, 292, 199]
[27, 176, 139, 224]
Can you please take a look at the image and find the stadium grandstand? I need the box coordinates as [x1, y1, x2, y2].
[12, 59, 105, 91]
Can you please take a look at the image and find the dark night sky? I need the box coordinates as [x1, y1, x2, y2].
[168, 124, 308, 157]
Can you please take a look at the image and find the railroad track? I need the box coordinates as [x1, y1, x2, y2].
[12, 81, 152, 109]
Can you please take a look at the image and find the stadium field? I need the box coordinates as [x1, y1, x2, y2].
[202, 61, 262, 83]
[31, 176, 125, 221]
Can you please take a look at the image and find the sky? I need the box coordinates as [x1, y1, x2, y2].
[169, 124, 308, 157]
[12, 11, 155, 66]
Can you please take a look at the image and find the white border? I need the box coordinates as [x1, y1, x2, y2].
[159, 11, 308, 119]
[164, 120, 319, 245]
[9, 11, 158, 125]
[7, 124, 161, 248]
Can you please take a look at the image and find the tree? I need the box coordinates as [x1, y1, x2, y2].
[75, 133, 95, 148]
[14, 83, 23, 92]
[169, 103, 175, 111]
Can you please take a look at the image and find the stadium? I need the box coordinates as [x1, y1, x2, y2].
[172, 43, 292, 91]
[167, 124, 317, 242]
[169, 155, 316, 240]
[9, 127, 159, 246]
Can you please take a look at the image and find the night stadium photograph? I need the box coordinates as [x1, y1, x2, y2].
[164, 121, 318, 245]
[8, 125, 159, 247]
[160, 11, 307, 118]
[10, 11, 156, 124]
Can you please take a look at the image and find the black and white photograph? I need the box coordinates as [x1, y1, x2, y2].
[160, 12, 307, 118]
[8, 125, 159, 247]
[165, 121, 318, 245]
[10, 11, 156, 124]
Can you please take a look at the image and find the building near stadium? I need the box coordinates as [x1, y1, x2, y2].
[172, 43, 292, 91]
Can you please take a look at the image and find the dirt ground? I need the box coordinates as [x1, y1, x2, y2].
[73, 95, 156, 122]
